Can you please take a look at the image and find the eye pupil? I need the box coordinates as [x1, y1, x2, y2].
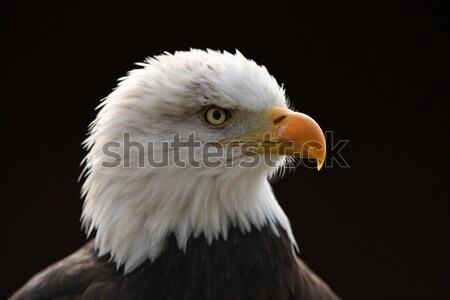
[212, 110, 222, 120]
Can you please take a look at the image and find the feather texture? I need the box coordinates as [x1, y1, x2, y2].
[10, 224, 339, 300]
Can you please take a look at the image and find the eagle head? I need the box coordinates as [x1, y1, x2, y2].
[81, 49, 326, 273]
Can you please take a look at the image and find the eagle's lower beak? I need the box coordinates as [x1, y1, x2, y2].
[268, 107, 326, 170]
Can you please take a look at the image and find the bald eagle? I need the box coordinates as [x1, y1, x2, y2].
[11, 50, 339, 300]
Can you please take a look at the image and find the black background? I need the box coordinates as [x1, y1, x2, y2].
[2, 2, 449, 299]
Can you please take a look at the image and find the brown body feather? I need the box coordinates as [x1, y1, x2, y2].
[11, 224, 339, 300]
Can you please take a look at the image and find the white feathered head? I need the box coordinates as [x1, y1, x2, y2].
[81, 49, 326, 272]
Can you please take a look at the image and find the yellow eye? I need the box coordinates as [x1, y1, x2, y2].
[204, 106, 230, 126]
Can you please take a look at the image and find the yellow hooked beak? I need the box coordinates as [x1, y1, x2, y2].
[224, 106, 326, 170]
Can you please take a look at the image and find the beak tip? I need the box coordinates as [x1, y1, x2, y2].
[317, 159, 324, 171]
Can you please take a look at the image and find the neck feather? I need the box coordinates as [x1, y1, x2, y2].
[82, 165, 297, 273]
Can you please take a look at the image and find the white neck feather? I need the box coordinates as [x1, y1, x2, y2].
[81, 160, 296, 273]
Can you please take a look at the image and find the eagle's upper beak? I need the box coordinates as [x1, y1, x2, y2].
[224, 106, 326, 170]
[268, 106, 326, 170]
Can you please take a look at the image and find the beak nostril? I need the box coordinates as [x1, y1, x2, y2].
[273, 115, 287, 124]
